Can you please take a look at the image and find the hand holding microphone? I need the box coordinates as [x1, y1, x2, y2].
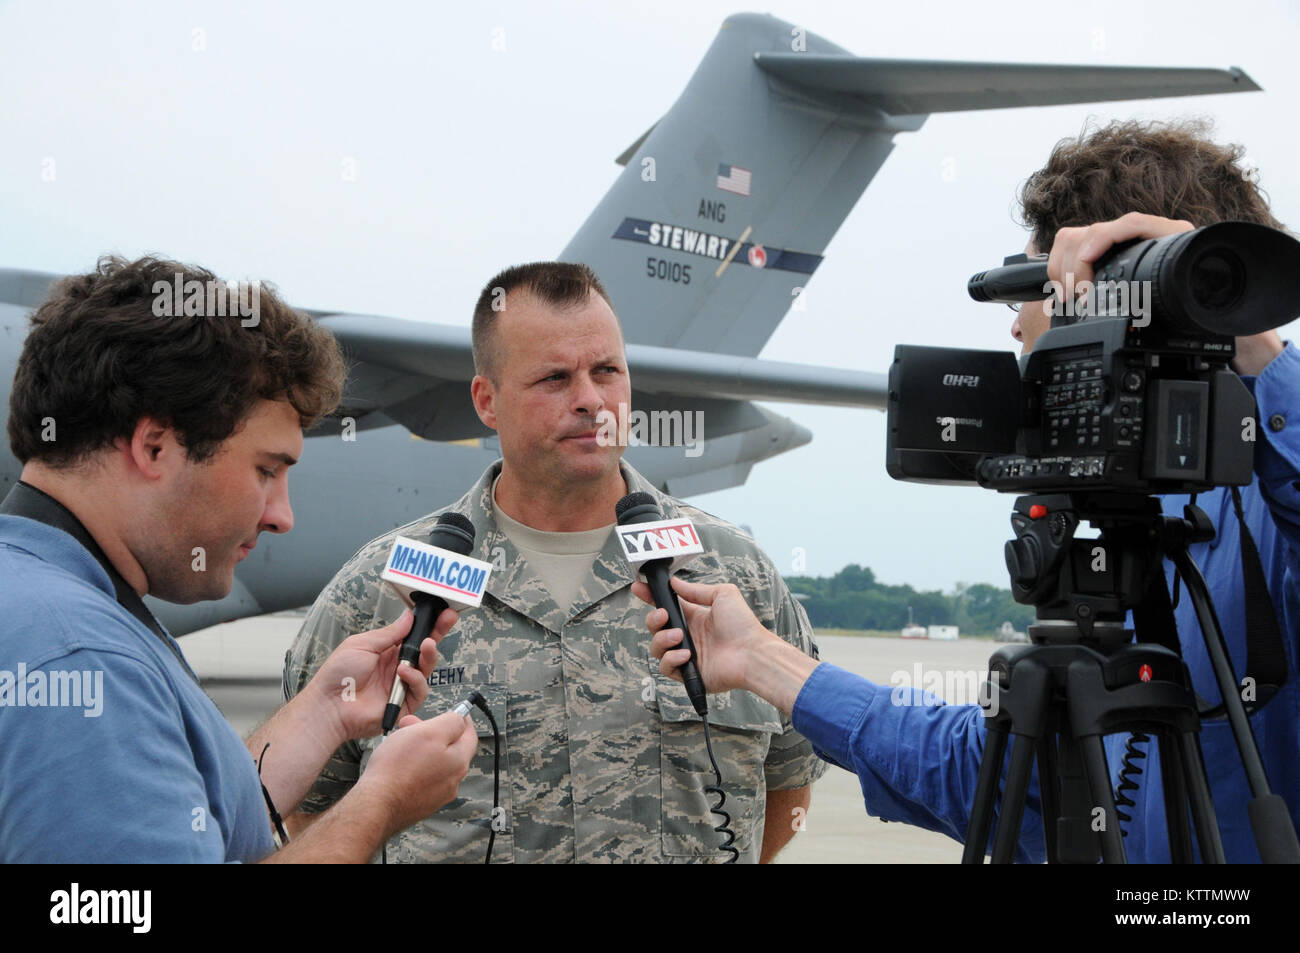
[633, 575, 822, 718]
[379, 512, 493, 733]
[309, 607, 457, 742]
[634, 576, 766, 695]
[615, 492, 710, 715]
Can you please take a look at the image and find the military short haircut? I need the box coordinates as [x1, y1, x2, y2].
[9, 255, 346, 467]
[1018, 118, 1286, 253]
[471, 262, 616, 380]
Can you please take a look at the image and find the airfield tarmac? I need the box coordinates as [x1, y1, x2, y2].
[189, 615, 1009, 863]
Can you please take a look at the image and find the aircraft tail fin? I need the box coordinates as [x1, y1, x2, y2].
[562, 12, 1258, 359]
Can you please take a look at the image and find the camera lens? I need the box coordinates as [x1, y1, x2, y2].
[1189, 247, 1245, 311]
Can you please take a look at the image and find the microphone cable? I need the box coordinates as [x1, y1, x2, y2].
[381, 722, 392, 866]
[612, 492, 738, 862]
[379, 690, 502, 865]
[699, 717, 739, 863]
[468, 691, 501, 865]
[1113, 730, 1150, 839]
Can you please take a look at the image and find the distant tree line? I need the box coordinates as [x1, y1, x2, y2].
[785, 564, 1036, 635]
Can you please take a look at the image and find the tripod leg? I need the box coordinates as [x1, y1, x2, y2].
[990, 734, 1036, 863]
[1036, 735, 1060, 863]
[1079, 735, 1127, 863]
[1156, 732, 1194, 863]
[963, 723, 1009, 864]
[1171, 544, 1300, 861]
[1055, 730, 1101, 864]
[1178, 731, 1226, 863]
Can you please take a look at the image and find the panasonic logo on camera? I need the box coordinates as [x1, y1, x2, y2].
[942, 374, 981, 387]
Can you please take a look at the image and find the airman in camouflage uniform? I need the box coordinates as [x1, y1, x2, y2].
[283, 458, 824, 862]
[284, 260, 823, 862]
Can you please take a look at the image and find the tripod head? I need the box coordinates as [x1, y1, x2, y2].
[1004, 493, 1215, 652]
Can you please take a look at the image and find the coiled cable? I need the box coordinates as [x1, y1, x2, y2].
[1113, 730, 1150, 838]
[700, 717, 738, 863]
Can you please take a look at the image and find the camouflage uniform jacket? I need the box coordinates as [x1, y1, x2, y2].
[283, 459, 824, 863]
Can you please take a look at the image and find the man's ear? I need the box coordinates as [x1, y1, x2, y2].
[125, 416, 183, 479]
[470, 375, 499, 431]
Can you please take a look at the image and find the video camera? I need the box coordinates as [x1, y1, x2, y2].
[885, 222, 1300, 864]
[886, 222, 1300, 495]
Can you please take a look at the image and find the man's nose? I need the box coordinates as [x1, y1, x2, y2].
[573, 375, 605, 417]
[262, 479, 294, 535]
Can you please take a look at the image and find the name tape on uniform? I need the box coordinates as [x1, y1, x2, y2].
[615, 518, 705, 564]
[381, 536, 493, 610]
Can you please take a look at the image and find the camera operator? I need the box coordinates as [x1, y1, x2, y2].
[636, 120, 1300, 863]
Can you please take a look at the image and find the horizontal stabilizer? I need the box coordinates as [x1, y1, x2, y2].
[754, 54, 1260, 115]
[0, 269, 58, 309]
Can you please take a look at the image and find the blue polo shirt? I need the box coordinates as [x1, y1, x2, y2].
[793, 343, 1300, 863]
[0, 516, 274, 862]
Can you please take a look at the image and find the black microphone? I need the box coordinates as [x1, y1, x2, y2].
[967, 253, 1052, 303]
[615, 492, 708, 716]
[381, 512, 476, 732]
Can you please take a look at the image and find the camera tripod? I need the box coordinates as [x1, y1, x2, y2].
[962, 493, 1300, 863]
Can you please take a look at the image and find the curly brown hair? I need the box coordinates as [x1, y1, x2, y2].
[9, 255, 346, 466]
[1018, 118, 1285, 253]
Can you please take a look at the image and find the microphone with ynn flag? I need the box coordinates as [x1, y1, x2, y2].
[614, 492, 708, 715]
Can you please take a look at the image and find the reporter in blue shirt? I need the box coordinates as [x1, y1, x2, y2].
[636, 120, 1300, 863]
[0, 256, 478, 862]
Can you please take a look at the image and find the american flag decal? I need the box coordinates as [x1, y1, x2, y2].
[716, 163, 752, 196]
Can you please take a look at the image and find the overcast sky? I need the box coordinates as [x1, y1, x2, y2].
[2, 0, 1297, 591]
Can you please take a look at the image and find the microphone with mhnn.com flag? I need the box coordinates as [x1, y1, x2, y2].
[379, 513, 493, 732]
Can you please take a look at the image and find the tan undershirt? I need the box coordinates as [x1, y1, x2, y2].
[491, 475, 613, 612]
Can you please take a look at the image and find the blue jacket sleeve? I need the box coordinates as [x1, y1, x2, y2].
[792, 662, 1047, 863]
[1251, 342, 1300, 545]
